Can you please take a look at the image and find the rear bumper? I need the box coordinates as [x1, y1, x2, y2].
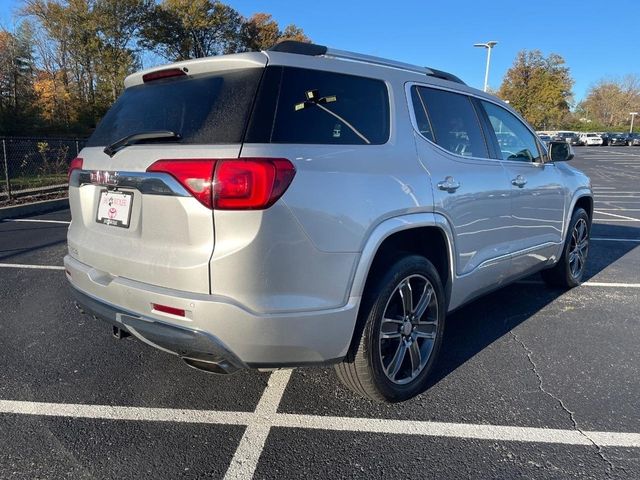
[65, 255, 358, 368]
[70, 286, 247, 373]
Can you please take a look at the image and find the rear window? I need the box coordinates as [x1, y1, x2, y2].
[86, 68, 263, 147]
[245, 66, 389, 145]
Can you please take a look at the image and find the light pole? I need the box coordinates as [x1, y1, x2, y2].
[630, 112, 638, 134]
[474, 41, 498, 92]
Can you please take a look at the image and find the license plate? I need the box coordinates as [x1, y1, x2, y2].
[96, 190, 133, 228]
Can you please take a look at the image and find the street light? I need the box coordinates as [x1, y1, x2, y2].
[474, 41, 498, 92]
[630, 112, 638, 134]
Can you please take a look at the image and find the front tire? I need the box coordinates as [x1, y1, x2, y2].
[335, 255, 446, 402]
[542, 208, 590, 288]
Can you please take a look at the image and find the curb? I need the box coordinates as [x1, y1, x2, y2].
[0, 197, 69, 220]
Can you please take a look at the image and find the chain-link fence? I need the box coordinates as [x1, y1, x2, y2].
[0, 136, 87, 203]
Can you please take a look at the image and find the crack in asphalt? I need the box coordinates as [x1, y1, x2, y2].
[509, 330, 624, 477]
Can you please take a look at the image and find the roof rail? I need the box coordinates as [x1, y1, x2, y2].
[268, 41, 466, 85]
[424, 67, 466, 85]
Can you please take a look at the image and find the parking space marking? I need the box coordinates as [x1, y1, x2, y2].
[517, 280, 640, 288]
[1, 397, 639, 450]
[591, 237, 640, 243]
[2, 219, 70, 225]
[224, 369, 293, 480]
[0, 263, 65, 270]
[594, 219, 640, 223]
[594, 210, 640, 221]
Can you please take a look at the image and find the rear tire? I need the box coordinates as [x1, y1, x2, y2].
[542, 208, 590, 288]
[335, 255, 446, 402]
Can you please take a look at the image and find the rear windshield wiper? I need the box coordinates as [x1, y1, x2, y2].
[104, 130, 181, 157]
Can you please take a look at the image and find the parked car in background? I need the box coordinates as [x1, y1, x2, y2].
[537, 134, 552, 146]
[580, 133, 603, 146]
[555, 131, 583, 146]
[609, 133, 628, 146]
[66, 41, 593, 403]
[625, 133, 640, 146]
[600, 133, 611, 146]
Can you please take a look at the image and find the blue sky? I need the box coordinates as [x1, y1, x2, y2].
[1, 0, 638, 102]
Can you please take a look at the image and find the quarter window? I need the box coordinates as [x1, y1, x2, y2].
[410, 86, 489, 158]
[481, 101, 542, 163]
[245, 66, 389, 145]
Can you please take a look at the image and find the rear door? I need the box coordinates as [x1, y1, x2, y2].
[409, 85, 513, 303]
[68, 62, 265, 294]
[479, 100, 566, 276]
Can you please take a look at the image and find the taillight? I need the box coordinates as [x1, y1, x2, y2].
[68, 157, 83, 182]
[146, 158, 295, 210]
[147, 159, 216, 208]
[214, 159, 295, 210]
[142, 68, 187, 83]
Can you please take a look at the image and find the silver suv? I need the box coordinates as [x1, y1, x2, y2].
[66, 41, 592, 402]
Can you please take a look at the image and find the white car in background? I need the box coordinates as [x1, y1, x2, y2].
[580, 133, 603, 146]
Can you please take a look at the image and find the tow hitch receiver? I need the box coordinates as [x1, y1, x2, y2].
[112, 325, 131, 339]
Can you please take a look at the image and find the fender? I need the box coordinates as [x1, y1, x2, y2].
[348, 212, 456, 308]
[562, 188, 594, 243]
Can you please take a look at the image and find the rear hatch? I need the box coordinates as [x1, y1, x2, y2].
[67, 54, 267, 294]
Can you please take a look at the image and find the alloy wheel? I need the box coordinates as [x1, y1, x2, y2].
[378, 274, 439, 385]
[568, 218, 589, 279]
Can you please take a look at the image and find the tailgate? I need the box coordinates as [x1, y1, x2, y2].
[67, 56, 267, 294]
[68, 145, 242, 294]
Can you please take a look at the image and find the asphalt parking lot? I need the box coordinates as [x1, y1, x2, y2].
[1, 146, 639, 479]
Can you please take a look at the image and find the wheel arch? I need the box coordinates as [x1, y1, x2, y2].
[345, 213, 455, 360]
[350, 213, 455, 309]
[564, 191, 593, 242]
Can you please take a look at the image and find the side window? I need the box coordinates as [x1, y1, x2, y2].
[246, 66, 389, 145]
[412, 86, 489, 158]
[409, 87, 434, 142]
[481, 101, 542, 163]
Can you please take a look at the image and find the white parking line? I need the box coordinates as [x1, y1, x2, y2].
[517, 280, 640, 288]
[0, 263, 65, 270]
[594, 210, 640, 221]
[0, 395, 638, 453]
[2, 218, 70, 225]
[594, 219, 640, 222]
[224, 369, 292, 480]
[591, 237, 640, 243]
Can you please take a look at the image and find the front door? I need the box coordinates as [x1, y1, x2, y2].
[480, 100, 566, 275]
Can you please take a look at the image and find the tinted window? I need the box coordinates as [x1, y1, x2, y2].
[245, 66, 389, 145]
[412, 86, 489, 158]
[87, 68, 263, 147]
[409, 87, 434, 142]
[482, 101, 541, 162]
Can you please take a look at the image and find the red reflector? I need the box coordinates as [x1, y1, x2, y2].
[152, 303, 186, 317]
[147, 159, 217, 208]
[214, 158, 295, 210]
[68, 157, 83, 182]
[142, 68, 187, 83]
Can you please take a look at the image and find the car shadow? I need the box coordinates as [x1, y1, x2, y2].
[426, 222, 639, 390]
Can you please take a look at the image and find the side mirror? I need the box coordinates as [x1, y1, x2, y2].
[549, 141, 574, 162]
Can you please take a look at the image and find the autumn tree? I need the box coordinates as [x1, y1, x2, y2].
[9, 0, 310, 134]
[577, 75, 640, 129]
[498, 50, 574, 130]
[139, 0, 243, 60]
[239, 13, 310, 52]
[0, 25, 39, 134]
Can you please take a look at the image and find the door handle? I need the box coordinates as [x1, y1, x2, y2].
[437, 176, 461, 193]
[511, 175, 527, 188]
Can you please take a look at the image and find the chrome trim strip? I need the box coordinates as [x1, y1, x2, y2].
[69, 169, 190, 197]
